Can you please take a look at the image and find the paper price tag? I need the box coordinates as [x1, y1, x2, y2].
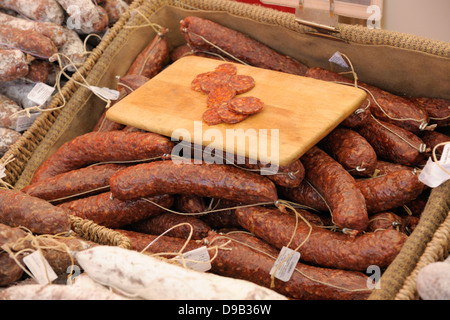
[174, 246, 211, 272]
[419, 144, 450, 188]
[269, 246, 300, 282]
[15, 112, 41, 132]
[329, 51, 349, 68]
[90, 86, 120, 101]
[23, 251, 58, 284]
[27, 82, 55, 106]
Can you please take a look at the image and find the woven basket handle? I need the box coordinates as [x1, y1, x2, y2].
[69, 215, 132, 249]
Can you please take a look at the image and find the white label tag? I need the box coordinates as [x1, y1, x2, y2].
[27, 82, 55, 106]
[23, 251, 58, 284]
[173, 246, 211, 272]
[329, 51, 349, 68]
[419, 156, 450, 188]
[90, 86, 120, 101]
[15, 112, 41, 132]
[269, 246, 300, 282]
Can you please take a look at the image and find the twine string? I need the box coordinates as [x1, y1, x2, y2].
[0, 155, 16, 190]
[208, 230, 371, 293]
[1, 228, 76, 284]
[181, 29, 249, 66]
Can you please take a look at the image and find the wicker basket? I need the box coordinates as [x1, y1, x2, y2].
[1, 0, 449, 299]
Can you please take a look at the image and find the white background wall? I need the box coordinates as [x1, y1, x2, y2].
[382, 0, 450, 43]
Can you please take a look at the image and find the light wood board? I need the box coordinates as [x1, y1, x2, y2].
[106, 56, 367, 166]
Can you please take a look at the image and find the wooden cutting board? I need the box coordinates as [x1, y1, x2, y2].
[106, 56, 366, 166]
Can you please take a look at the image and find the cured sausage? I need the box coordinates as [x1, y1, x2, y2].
[31, 131, 174, 183]
[367, 212, 404, 233]
[340, 99, 371, 129]
[217, 101, 249, 124]
[373, 160, 414, 176]
[235, 206, 408, 271]
[214, 63, 237, 75]
[358, 116, 426, 167]
[117, 74, 150, 94]
[202, 107, 223, 126]
[126, 28, 169, 78]
[409, 96, 450, 128]
[0, 94, 22, 129]
[101, 0, 129, 25]
[279, 180, 329, 213]
[180, 16, 308, 76]
[258, 159, 305, 189]
[300, 146, 368, 233]
[24, 60, 56, 84]
[200, 199, 241, 229]
[0, 0, 65, 25]
[109, 160, 278, 204]
[174, 195, 208, 214]
[420, 130, 449, 156]
[0, 189, 71, 235]
[0, 49, 29, 82]
[229, 96, 264, 115]
[0, 128, 21, 156]
[0, 11, 67, 47]
[228, 74, 255, 94]
[206, 85, 236, 108]
[126, 212, 211, 240]
[0, 223, 27, 286]
[199, 71, 232, 94]
[319, 127, 378, 177]
[206, 231, 373, 300]
[115, 229, 204, 258]
[58, 192, 174, 229]
[21, 164, 127, 202]
[0, 26, 58, 59]
[58, 27, 86, 73]
[305, 67, 429, 134]
[56, 0, 109, 34]
[356, 169, 424, 214]
[12, 235, 97, 275]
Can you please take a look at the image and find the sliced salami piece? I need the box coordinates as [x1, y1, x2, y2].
[207, 85, 236, 108]
[199, 71, 232, 94]
[202, 107, 223, 126]
[229, 74, 255, 94]
[214, 63, 237, 75]
[217, 102, 249, 124]
[229, 96, 264, 115]
[191, 72, 213, 92]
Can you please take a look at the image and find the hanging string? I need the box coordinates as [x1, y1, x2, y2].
[181, 29, 249, 66]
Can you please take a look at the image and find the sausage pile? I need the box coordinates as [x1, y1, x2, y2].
[1, 15, 449, 300]
[0, 0, 131, 157]
[191, 63, 264, 125]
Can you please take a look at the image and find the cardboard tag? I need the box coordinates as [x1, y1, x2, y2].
[419, 144, 450, 188]
[174, 246, 211, 272]
[15, 112, 41, 132]
[329, 51, 349, 68]
[90, 86, 120, 101]
[269, 246, 300, 282]
[23, 251, 58, 284]
[27, 82, 55, 106]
